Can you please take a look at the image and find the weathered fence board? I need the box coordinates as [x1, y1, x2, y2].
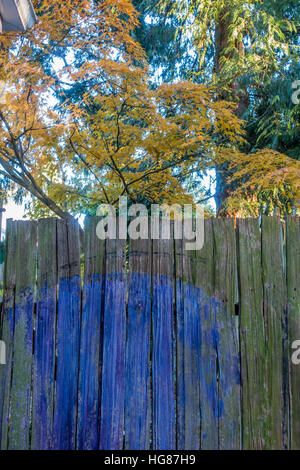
[262, 216, 287, 449]
[152, 224, 176, 450]
[100, 235, 127, 450]
[53, 218, 81, 450]
[196, 219, 218, 450]
[32, 219, 57, 450]
[238, 218, 266, 450]
[213, 219, 241, 450]
[77, 217, 105, 450]
[175, 235, 185, 451]
[9, 221, 37, 450]
[0, 220, 17, 449]
[286, 216, 300, 450]
[125, 235, 151, 450]
[175, 222, 201, 450]
[0, 216, 299, 450]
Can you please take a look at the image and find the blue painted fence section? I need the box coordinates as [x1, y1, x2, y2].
[200, 298, 218, 449]
[125, 272, 151, 450]
[176, 281, 202, 450]
[53, 276, 81, 450]
[0, 218, 243, 450]
[100, 272, 127, 450]
[32, 284, 56, 450]
[152, 274, 176, 450]
[77, 274, 103, 450]
[183, 283, 202, 449]
[176, 277, 185, 451]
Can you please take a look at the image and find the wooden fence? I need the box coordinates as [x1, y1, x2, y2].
[0, 216, 299, 450]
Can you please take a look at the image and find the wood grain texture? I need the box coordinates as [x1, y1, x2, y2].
[32, 218, 57, 450]
[77, 217, 105, 450]
[1, 215, 298, 450]
[286, 216, 300, 450]
[262, 216, 287, 449]
[195, 219, 218, 450]
[99, 233, 127, 450]
[175, 221, 201, 450]
[125, 235, 151, 450]
[152, 220, 176, 450]
[0, 220, 17, 449]
[213, 218, 241, 450]
[237, 218, 267, 450]
[53, 218, 81, 450]
[174, 236, 185, 451]
[9, 221, 37, 449]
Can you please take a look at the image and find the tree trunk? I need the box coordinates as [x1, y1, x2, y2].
[214, 8, 249, 214]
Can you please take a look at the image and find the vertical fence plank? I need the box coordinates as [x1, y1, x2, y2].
[77, 217, 105, 450]
[31, 218, 57, 450]
[175, 223, 201, 450]
[195, 218, 218, 450]
[174, 235, 185, 451]
[213, 218, 240, 450]
[152, 221, 176, 450]
[238, 218, 266, 449]
[53, 218, 81, 450]
[100, 232, 127, 450]
[32, 219, 57, 450]
[286, 216, 300, 450]
[262, 216, 287, 449]
[9, 221, 37, 449]
[0, 220, 17, 449]
[125, 235, 151, 450]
